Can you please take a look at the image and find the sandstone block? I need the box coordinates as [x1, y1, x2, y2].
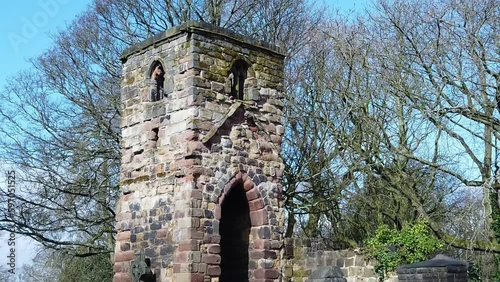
[246, 187, 260, 201]
[202, 254, 221, 264]
[114, 250, 134, 262]
[207, 265, 221, 276]
[250, 209, 268, 226]
[113, 272, 132, 282]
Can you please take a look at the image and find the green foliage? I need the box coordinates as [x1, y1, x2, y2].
[467, 262, 482, 282]
[489, 191, 500, 279]
[493, 255, 500, 282]
[490, 191, 500, 241]
[58, 252, 113, 282]
[364, 220, 443, 280]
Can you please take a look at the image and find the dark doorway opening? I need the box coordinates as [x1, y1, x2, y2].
[219, 183, 251, 282]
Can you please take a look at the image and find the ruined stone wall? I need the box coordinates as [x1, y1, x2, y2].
[283, 239, 398, 282]
[114, 22, 285, 282]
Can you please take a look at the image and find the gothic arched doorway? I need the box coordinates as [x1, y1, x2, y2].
[219, 182, 251, 282]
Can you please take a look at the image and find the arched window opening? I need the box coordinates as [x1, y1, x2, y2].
[219, 183, 250, 282]
[228, 60, 248, 100]
[150, 61, 165, 101]
[151, 127, 159, 146]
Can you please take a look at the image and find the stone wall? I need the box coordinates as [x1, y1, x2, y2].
[283, 239, 398, 282]
[114, 21, 286, 282]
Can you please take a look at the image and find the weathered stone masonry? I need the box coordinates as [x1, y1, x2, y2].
[113, 21, 286, 282]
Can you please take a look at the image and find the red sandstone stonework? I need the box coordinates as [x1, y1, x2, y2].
[246, 187, 260, 201]
[255, 269, 280, 279]
[113, 272, 132, 282]
[179, 239, 198, 251]
[249, 198, 265, 211]
[207, 265, 221, 276]
[250, 209, 269, 226]
[201, 254, 221, 264]
[114, 21, 285, 282]
[116, 230, 131, 241]
[114, 250, 134, 262]
[207, 244, 220, 254]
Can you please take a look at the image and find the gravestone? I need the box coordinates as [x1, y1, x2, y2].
[397, 254, 468, 282]
[307, 267, 347, 282]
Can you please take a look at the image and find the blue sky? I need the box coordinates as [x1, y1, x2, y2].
[0, 0, 93, 275]
[327, 0, 370, 13]
[0, 0, 370, 91]
[0, 0, 370, 277]
[0, 0, 93, 91]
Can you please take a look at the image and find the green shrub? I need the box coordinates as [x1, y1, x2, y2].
[364, 220, 443, 280]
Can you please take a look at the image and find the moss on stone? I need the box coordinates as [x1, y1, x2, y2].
[208, 50, 225, 60]
[202, 70, 225, 83]
[122, 175, 150, 185]
[253, 64, 264, 72]
[126, 76, 135, 85]
[292, 268, 311, 278]
[199, 61, 210, 69]
[209, 65, 228, 76]
[222, 48, 238, 58]
[123, 109, 133, 116]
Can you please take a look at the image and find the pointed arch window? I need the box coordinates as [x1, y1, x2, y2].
[150, 61, 165, 101]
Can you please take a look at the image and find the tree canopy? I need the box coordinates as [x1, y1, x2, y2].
[0, 0, 499, 279]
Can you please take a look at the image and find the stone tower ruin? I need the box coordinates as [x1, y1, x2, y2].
[113, 21, 286, 282]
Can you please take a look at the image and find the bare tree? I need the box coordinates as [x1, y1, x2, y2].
[282, 13, 457, 248]
[16, 246, 112, 282]
[0, 10, 121, 257]
[4, 0, 495, 275]
[280, 3, 500, 268]
[0, 265, 16, 282]
[367, 0, 500, 251]
[18, 248, 62, 282]
[0, 0, 325, 266]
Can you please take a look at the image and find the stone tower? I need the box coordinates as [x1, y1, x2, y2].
[113, 21, 286, 282]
